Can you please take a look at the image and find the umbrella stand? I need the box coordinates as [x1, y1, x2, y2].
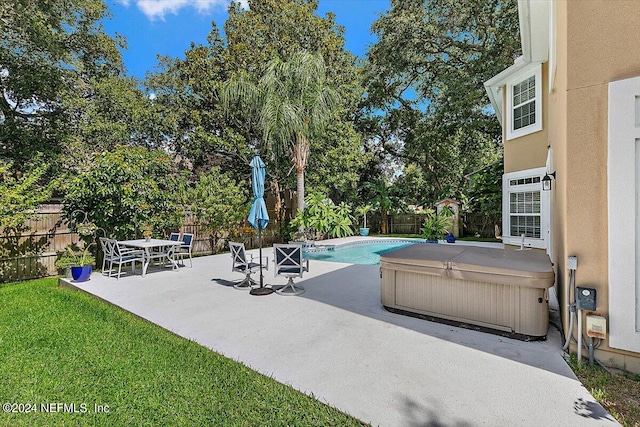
[250, 223, 273, 296]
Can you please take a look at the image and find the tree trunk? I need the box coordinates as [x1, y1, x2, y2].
[292, 136, 309, 212]
[271, 179, 282, 221]
[381, 212, 388, 234]
[296, 167, 305, 213]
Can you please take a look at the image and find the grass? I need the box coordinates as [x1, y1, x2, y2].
[0, 278, 367, 426]
[370, 233, 502, 243]
[569, 355, 640, 426]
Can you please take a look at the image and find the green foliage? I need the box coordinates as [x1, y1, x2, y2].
[364, 0, 518, 204]
[392, 163, 428, 208]
[62, 145, 188, 240]
[0, 155, 55, 231]
[189, 166, 249, 241]
[0, 0, 127, 167]
[290, 193, 354, 239]
[306, 120, 369, 202]
[54, 245, 95, 269]
[421, 206, 454, 241]
[466, 159, 503, 224]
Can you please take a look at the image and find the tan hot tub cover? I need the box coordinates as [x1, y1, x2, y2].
[380, 244, 555, 339]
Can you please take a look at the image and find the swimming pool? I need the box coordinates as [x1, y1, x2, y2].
[304, 241, 419, 265]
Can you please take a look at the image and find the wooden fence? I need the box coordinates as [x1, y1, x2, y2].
[0, 203, 287, 283]
[369, 213, 494, 237]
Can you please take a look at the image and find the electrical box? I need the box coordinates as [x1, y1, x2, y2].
[576, 287, 597, 311]
[586, 315, 607, 339]
[567, 256, 578, 270]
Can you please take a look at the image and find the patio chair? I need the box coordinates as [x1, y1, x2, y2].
[99, 237, 115, 276]
[109, 240, 145, 280]
[273, 244, 309, 296]
[151, 232, 181, 267]
[230, 242, 268, 290]
[176, 233, 194, 267]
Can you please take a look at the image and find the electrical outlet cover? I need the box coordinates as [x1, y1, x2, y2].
[586, 315, 607, 339]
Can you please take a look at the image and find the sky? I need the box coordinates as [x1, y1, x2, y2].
[103, 0, 391, 81]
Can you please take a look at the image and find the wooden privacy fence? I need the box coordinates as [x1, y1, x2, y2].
[0, 204, 286, 283]
[368, 214, 428, 235]
[369, 213, 493, 237]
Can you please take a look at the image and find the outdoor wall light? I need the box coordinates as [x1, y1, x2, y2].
[542, 171, 556, 191]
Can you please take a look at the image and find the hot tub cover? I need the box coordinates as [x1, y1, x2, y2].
[380, 244, 554, 289]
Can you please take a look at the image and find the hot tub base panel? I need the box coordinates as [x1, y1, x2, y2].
[383, 305, 547, 342]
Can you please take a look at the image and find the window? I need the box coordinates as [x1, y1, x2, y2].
[509, 191, 541, 238]
[512, 76, 536, 130]
[506, 65, 542, 140]
[502, 168, 549, 250]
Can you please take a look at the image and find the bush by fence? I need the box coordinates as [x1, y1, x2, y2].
[0, 203, 287, 283]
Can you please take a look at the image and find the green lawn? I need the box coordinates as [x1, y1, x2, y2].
[0, 278, 366, 426]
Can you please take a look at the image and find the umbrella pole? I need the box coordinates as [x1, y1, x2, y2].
[250, 222, 273, 296]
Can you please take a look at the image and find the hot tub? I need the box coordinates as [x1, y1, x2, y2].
[380, 244, 555, 340]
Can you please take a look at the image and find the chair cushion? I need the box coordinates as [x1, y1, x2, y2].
[278, 266, 301, 274]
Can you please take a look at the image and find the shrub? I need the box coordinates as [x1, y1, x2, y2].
[62, 145, 188, 240]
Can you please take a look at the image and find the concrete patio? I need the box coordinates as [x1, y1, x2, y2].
[61, 243, 619, 426]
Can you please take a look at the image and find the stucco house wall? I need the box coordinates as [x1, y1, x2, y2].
[489, 0, 640, 373]
[560, 0, 640, 373]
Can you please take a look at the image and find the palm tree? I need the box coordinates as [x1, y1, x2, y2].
[222, 51, 339, 212]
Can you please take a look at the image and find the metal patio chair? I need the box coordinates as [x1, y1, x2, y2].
[230, 241, 268, 290]
[176, 232, 194, 267]
[273, 244, 309, 296]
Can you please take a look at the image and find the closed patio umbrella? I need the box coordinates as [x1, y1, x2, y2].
[247, 155, 273, 296]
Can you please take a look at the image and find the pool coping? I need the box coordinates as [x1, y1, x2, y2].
[303, 236, 504, 252]
[304, 237, 425, 253]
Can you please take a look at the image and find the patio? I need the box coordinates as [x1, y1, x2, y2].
[60, 244, 618, 426]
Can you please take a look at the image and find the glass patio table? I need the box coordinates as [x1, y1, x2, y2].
[118, 239, 183, 277]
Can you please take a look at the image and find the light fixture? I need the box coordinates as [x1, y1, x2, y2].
[542, 171, 556, 191]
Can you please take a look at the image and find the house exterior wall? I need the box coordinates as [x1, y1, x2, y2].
[557, 0, 640, 372]
[549, 0, 569, 360]
[503, 64, 549, 174]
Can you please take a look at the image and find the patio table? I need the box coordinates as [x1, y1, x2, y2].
[119, 239, 183, 277]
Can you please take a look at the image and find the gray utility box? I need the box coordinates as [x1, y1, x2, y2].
[576, 287, 597, 311]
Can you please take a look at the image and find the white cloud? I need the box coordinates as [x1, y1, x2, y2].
[117, 0, 248, 21]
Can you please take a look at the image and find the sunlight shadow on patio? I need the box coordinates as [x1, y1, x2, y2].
[296, 262, 572, 378]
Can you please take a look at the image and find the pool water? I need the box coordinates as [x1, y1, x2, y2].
[304, 241, 418, 265]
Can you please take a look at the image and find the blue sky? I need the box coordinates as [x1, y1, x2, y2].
[103, 0, 390, 80]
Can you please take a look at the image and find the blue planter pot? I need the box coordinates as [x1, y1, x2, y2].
[71, 265, 92, 282]
[359, 228, 370, 236]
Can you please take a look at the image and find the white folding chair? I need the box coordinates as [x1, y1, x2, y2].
[99, 237, 115, 276]
[273, 244, 309, 296]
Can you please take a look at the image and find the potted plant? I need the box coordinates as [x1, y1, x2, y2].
[55, 245, 96, 282]
[142, 224, 153, 242]
[355, 204, 372, 236]
[420, 207, 454, 243]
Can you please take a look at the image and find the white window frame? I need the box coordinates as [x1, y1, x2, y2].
[506, 64, 543, 140]
[502, 167, 550, 250]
